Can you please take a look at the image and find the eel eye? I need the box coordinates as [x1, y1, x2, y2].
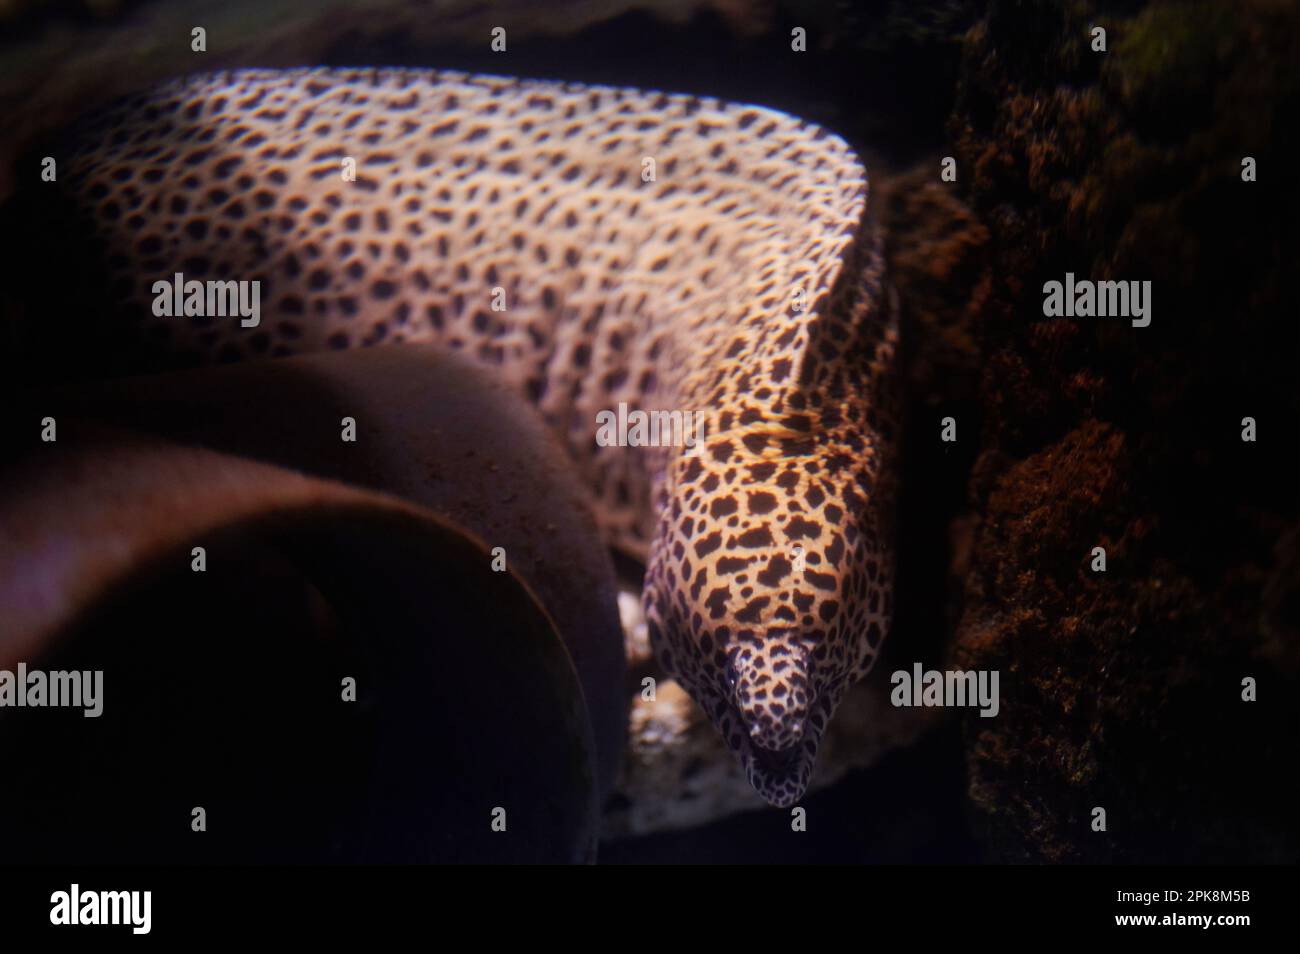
[725, 658, 739, 690]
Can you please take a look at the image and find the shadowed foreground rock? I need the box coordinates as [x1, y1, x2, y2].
[0, 431, 600, 863]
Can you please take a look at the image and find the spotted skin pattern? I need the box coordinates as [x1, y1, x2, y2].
[52, 68, 898, 807]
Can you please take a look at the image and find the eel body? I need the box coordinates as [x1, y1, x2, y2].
[50, 68, 898, 807]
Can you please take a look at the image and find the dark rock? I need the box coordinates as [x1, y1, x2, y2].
[944, 0, 1300, 862]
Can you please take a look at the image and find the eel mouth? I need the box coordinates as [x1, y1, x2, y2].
[752, 741, 803, 773]
[734, 726, 818, 808]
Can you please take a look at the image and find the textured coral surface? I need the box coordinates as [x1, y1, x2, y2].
[944, 0, 1300, 862]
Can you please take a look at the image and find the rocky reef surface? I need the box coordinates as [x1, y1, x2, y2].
[936, 0, 1300, 862]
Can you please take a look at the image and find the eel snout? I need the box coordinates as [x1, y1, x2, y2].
[729, 640, 812, 751]
[723, 638, 824, 807]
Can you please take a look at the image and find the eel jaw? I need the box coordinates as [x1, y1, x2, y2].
[735, 731, 819, 808]
[646, 603, 829, 807]
[723, 639, 822, 807]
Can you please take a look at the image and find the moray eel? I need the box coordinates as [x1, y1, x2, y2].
[50, 68, 898, 807]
